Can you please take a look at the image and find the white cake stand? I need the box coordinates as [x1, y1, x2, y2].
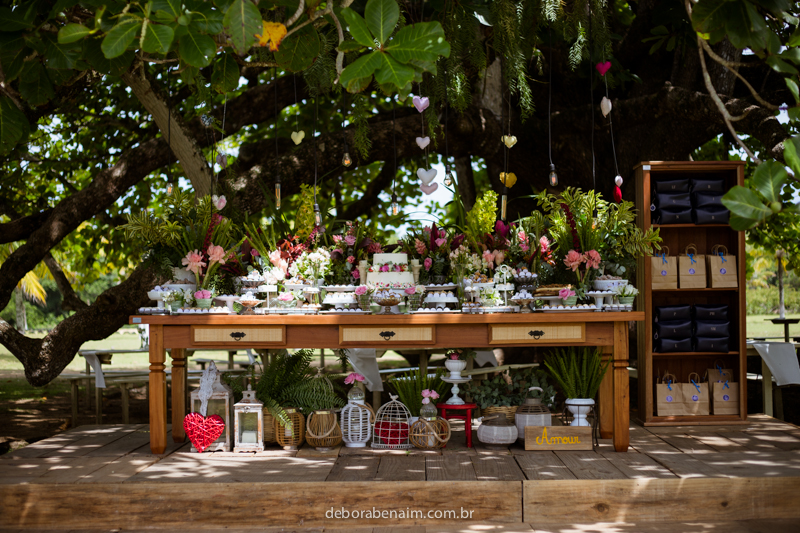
[442, 376, 471, 405]
[147, 290, 165, 309]
[214, 295, 240, 313]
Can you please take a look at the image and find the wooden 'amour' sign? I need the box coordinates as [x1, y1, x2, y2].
[524, 426, 593, 451]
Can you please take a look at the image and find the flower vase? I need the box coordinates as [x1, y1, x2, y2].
[195, 298, 212, 309]
[406, 294, 421, 312]
[619, 296, 635, 305]
[561, 296, 578, 306]
[358, 294, 372, 311]
[444, 359, 466, 378]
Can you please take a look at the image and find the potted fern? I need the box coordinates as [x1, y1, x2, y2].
[388, 367, 449, 419]
[544, 347, 610, 427]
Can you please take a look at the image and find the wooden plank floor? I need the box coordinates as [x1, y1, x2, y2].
[1, 415, 800, 484]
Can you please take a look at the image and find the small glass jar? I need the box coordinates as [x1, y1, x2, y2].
[348, 385, 365, 403]
[420, 401, 437, 420]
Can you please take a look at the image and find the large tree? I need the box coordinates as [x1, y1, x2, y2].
[1, 0, 799, 385]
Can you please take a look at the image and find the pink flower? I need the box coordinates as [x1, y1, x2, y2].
[483, 249, 495, 268]
[430, 390, 440, 400]
[351, 269, 361, 279]
[344, 372, 365, 385]
[380, 264, 390, 272]
[394, 265, 402, 272]
[277, 292, 294, 302]
[421, 389, 432, 398]
[332, 235, 343, 244]
[520, 242, 529, 252]
[404, 286, 416, 295]
[333, 248, 343, 256]
[563, 249, 583, 272]
[449, 352, 460, 360]
[518, 230, 527, 243]
[346, 256, 356, 264]
[182, 250, 206, 274]
[415, 238, 427, 255]
[269, 250, 288, 274]
[344, 235, 356, 247]
[212, 195, 226, 210]
[584, 250, 602, 269]
[424, 258, 433, 271]
[421, 397, 431, 405]
[355, 285, 368, 296]
[194, 289, 211, 299]
[207, 244, 226, 265]
[368, 242, 383, 253]
[435, 238, 446, 248]
[539, 236, 550, 253]
[493, 250, 505, 265]
[559, 287, 576, 299]
[250, 249, 260, 257]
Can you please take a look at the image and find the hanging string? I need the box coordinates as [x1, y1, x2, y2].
[589, 7, 596, 200]
[548, 26, 553, 165]
[274, 69, 280, 159]
[342, 92, 349, 153]
[313, 96, 318, 204]
[419, 83, 429, 169]
[293, 74, 299, 131]
[166, 65, 173, 193]
[602, 62, 620, 178]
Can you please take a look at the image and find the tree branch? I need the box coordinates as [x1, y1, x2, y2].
[340, 162, 396, 220]
[43, 253, 88, 312]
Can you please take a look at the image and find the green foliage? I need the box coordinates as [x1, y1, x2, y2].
[723, 156, 796, 231]
[464, 190, 498, 247]
[544, 347, 609, 399]
[746, 288, 800, 314]
[466, 367, 557, 410]
[387, 367, 448, 416]
[294, 184, 317, 241]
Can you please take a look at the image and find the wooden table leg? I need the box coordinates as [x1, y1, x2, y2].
[612, 321, 630, 452]
[149, 325, 167, 454]
[171, 348, 186, 442]
[120, 383, 130, 425]
[762, 358, 774, 417]
[598, 346, 614, 439]
[71, 379, 79, 427]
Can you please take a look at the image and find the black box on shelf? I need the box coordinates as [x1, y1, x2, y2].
[654, 320, 693, 340]
[694, 304, 729, 320]
[655, 338, 693, 353]
[695, 320, 730, 338]
[694, 337, 730, 352]
[655, 305, 692, 322]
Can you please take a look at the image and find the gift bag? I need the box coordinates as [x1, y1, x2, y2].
[681, 373, 710, 415]
[652, 246, 678, 290]
[679, 244, 707, 289]
[707, 361, 733, 384]
[712, 380, 740, 415]
[707, 245, 738, 288]
[656, 373, 684, 416]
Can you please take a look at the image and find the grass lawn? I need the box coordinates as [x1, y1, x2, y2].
[746, 314, 800, 340]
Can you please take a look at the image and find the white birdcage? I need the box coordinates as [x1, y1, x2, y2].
[341, 386, 373, 448]
[372, 394, 412, 450]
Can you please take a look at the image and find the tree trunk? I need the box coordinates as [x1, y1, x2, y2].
[778, 250, 785, 319]
[14, 288, 26, 334]
[455, 156, 476, 211]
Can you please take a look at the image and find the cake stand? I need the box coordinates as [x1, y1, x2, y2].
[238, 299, 264, 315]
[214, 294, 240, 313]
[586, 291, 614, 311]
[510, 298, 534, 313]
[147, 290, 165, 310]
[374, 294, 401, 315]
[442, 376, 472, 405]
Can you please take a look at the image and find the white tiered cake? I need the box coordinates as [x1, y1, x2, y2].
[365, 253, 415, 288]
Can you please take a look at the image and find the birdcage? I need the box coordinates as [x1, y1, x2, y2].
[341, 387, 373, 448]
[372, 394, 412, 450]
[409, 402, 450, 449]
[274, 407, 305, 450]
[306, 409, 342, 451]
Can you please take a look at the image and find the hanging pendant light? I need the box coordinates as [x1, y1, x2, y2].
[391, 192, 399, 216]
[546, 26, 558, 189]
[275, 175, 282, 209]
[548, 164, 558, 187]
[444, 165, 453, 186]
[342, 152, 352, 167]
[167, 181, 174, 195]
[314, 202, 322, 227]
[273, 68, 282, 209]
[341, 94, 352, 167]
[501, 189, 508, 221]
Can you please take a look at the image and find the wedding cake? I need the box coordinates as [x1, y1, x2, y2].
[366, 253, 415, 288]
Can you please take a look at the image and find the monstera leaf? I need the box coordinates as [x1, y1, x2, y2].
[339, 0, 450, 93]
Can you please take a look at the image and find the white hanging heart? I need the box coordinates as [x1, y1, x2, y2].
[291, 130, 305, 145]
[420, 182, 439, 195]
[417, 167, 437, 186]
[416, 136, 430, 149]
[615, 175, 623, 187]
[501, 135, 517, 148]
[600, 97, 612, 118]
[412, 95, 430, 113]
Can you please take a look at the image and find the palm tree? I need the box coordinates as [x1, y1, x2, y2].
[0, 242, 49, 333]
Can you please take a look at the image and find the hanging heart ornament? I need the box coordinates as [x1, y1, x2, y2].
[412, 95, 429, 113]
[416, 136, 430, 149]
[499, 172, 517, 188]
[600, 97, 612, 118]
[596, 61, 612, 76]
[420, 182, 439, 195]
[615, 175, 623, 187]
[291, 130, 305, 145]
[184, 412, 225, 453]
[417, 167, 437, 185]
[501, 135, 517, 148]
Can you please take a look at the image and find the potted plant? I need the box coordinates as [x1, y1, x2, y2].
[444, 351, 468, 378]
[544, 347, 610, 426]
[559, 287, 577, 306]
[614, 284, 638, 305]
[354, 284, 373, 310]
[464, 371, 519, 422]
[388, 367, 449, 418]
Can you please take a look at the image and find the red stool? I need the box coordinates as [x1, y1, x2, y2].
[438, 403, 477, 448]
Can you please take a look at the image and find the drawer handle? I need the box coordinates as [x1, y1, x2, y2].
[230, 332, 246, 341]
[379, 331, 396, 340]
[529, 330, 545, 340]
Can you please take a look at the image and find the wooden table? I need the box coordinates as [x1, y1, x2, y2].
[130, 312, 643, 453]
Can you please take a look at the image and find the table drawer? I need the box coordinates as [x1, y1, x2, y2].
[489, 323, 585, 344]
[339, 325, 435, 345]
[191, 326, 285, 345]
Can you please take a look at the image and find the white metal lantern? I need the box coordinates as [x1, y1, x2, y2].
[372, 394, 412, 450]
[515, 387, 552, 440]
[189, 361, 233, 452]
[233, 385, 264, 452]
[341, 386, 373, 448]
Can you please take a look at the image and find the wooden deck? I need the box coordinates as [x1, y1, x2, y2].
[2, 415, 800, 529]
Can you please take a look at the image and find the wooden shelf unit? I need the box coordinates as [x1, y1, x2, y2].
[634, 161, 747, 426]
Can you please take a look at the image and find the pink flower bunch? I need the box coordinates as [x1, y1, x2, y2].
[344, 235, 357, 247]
[559, 287, 576, 299]
[423, 257, 433, 271]
[344, 372, 365, 385]
[269, 250, 288, 274]
[250, 249, 260, 257]
[584, 250, 602, 269]
[182, 250, 206, 274]
[421, 389, 440, 405]
[564, 250, 583, 272]
[207, 243, 226, 265]
[483, 249, 505, 269]
[332, 235, 343, 244]
[367, 242, 382, 254]
[354, 285, 368, 296]
[351, 269, 361, 279]
[277, 292, 294, 302]
[448, 352, 461, 360]
[346, 256, 356, 264]
[380, 264, 390, 272]
[404, 286, 416, 295]
[415, 238, 427, 255]
[194, 289, 211, 299]
[435, 237, 447, 249]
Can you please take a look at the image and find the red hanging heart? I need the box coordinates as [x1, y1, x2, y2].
[183, 412, 225, 453]
[596, 61, 612, 76]
[613, 185, 623, 203]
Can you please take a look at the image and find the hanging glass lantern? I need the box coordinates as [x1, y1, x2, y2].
[274, 406, 305, 450]
[189, 362, 233, 452]
[314, 202, 323, 227]
[548, 164, 558, 187]
[341, 385, 372, 448]
[233, 385, 264, 452]
[500, 192, 508, 221]
[166, 181, 174, 195]
[409, 402, 450, 450]
[391, 192, 399, 216]
[515, 387, 552, 441]
[342, 152, 352, 167]
[444, 165, 454, 186]
[306, 409, 342, 451]
[372, 394, 412, 450]
[275, 175, 282, 209]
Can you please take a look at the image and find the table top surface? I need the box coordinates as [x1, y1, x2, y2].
[130, 312, 644, 325]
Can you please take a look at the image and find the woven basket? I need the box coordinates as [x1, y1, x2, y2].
[483, 405, 518, 423]
[274, 407, 305, 450]
[409, 418, 451, 449]
[262, 409, 277, 443]
[306, 410, 342, 450]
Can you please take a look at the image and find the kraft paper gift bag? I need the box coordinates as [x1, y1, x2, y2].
[651, 246, 678, 290]
[707, 245, 738, 288]
[706, 361, 733, 384]
[679, 244, 707, 289]
[656, 373, 684, 416]
[681, 372, 710, 415]
[712, 380, 740, 415]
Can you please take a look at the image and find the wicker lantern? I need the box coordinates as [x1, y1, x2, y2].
[515, 387, 552, 440]
[189, 361, 233, 452]
[372, 394, 412, 450]
[409, 401, 450, 449]
[477, 413, 518, 448]
[274, 407, 305, 450]
[341, 386, 373, 448]
[306, 410, 342, 451]
[233, 385, 264, 452]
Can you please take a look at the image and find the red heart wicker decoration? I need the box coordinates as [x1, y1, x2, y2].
[184, 412, 225, 452]
[374, 421, 409, 445]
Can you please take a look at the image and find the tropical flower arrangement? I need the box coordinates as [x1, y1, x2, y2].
[562, 249, 603, 298]
[402, 223, 465, 283]
[289, 249, 332, 283]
